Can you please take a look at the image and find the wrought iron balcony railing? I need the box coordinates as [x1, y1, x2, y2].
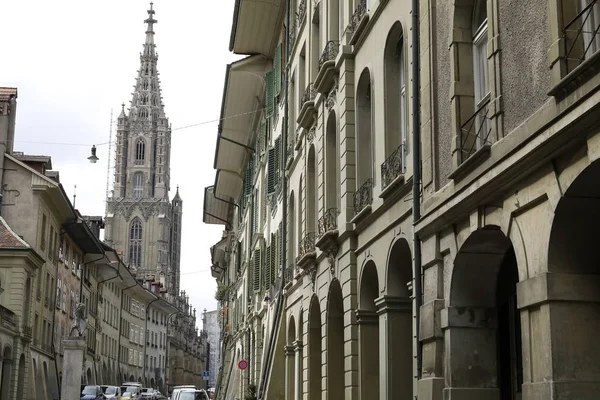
[23, 325, 32, 338]
[381, 143, 406, 190]
[301, 83, 316, 106]
[285, 263, 295, 284]
[347, 0, 367, 39]
[353, 178, 373, 215]
[459, 98, 492, 162]
[298, 0, 307, 24]
[563, 0, 600, 74]
[0, 305, 16, 327]
[296, 232, 316, 264]
[318, 41, 340, 71]
[318, 208, 339, 237]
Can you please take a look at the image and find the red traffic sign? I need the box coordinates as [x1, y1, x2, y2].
[238, 360, 248, 370]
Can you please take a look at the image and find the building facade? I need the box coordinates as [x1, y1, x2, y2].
[206, 1, 600, 400]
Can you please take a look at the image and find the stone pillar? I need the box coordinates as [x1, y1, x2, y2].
[375, 296, 412, 400]
[293, 340, 303, 400]
[285, 345, 295, 400]
[356, 310, 378, 400]
[61, 337, 86, 400]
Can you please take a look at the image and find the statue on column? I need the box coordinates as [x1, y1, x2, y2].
[69, 303, 88, 337]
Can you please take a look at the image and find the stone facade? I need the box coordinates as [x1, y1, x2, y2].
[206, 0, 600, 400]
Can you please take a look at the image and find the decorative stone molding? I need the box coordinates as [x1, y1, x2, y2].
[355, 309, 377, 325]
[292, 340, 303, 352]
[374, 296, 411, 315]
[284, 345, 295, 357]
[326, 244, 339, 276]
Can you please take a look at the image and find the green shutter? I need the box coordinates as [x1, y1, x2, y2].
[274, 136, 281, 187]
[271, 233, 277, 286]
[278, 222, 283, 272]
[247, 255, 253, 299]
[266, 69, 275, 117]
[236, 241, 242, 273]
[274, 44, 282, 96]
[265, 245, 271, 290]
[244, 159, 252, 197]
[253, 249, 261, 292]
[252, 190, 258, 237]
[267, 148, 276, 195]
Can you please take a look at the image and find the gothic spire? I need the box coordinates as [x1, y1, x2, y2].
[129, 2, 165, 123]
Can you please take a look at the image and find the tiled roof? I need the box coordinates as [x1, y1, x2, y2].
[0, 87, 17, 102]
[0, 217, 30, 249]
[12, 152, 53, 170]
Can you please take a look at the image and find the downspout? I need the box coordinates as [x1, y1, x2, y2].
[257, 0, 290, 398]
[411, 0, 423, 380]
[119, 283, 138, 382]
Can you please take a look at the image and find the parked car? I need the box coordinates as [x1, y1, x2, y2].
[170, 385, 196, 400]
[101, 385, 122, 399]
[121, 382, 143, 400]
[174, 389, 209, 400]
[140, 388, 157, 399]
[81, 385, 105, 400]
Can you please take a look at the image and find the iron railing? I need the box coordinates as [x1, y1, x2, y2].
[318, 41, 340, 70]
[296, 232, 316, 264]
[298, 0, 307, 24]
[563, 0, 600, 74]
[353, 178, 373, 214]
[301, 83, 317, 105]
[347, 0, 367, 39]
[287, 139, 295, 165]
[0, 305, 15, 327]
[23, 325, 32, 338]
[318, 208, 339, 237]
[289, 15, 298, 47]
[381, 143, 406, 190]
[460, 98, 492, 161]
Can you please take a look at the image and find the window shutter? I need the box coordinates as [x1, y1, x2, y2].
[267, 148, 276, 195]
[266, 69, 275, 117]
[271, 233, 277, 284]
[260, 119, 267, 154]
[244, 156, 254, 197]
[236, 241, 242, 273]
[247, 256, 253, 299]
[278, 221, 283, 272]
[274, 136, 281, 187]
[252, 191, 258, 238]
[253, 249, 261, 292]
[274, 44, 282, 96]
[263, 178, 268, 225]
[265, 245, 271, 290]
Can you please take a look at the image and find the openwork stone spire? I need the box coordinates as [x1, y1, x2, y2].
[130, 2, 165, 123]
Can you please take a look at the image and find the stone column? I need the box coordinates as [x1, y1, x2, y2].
[356, 310, 378, 400]
[293, 340, 303, 400]
[61, 337, 86, 400]
[285, 345, 295, 400]
[375, 296, 412, 400]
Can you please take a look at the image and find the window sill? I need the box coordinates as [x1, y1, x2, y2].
[379, 174, 405, 199]
[548, 50, 600, 99]
[448, 144, 491, 182]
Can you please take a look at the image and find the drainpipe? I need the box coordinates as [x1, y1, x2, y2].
[257, 1, 290, 398]
[411, 0, 423, 380]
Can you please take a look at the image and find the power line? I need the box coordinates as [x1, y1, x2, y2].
[12, 106, 266, 148]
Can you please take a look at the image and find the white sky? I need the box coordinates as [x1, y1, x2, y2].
[2, 0, 241, 323]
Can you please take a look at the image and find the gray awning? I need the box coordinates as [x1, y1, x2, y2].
[229, 0, 285, 56]
[203, 186, 235, 227]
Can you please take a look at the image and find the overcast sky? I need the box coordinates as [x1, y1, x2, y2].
[2, 0, 241, 326]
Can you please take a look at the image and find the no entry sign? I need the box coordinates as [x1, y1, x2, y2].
[238, 360, 248, 370]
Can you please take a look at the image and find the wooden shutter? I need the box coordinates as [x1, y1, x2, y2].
[253, 249, 261, 292]
[274, 44, 282, 96]
[265, 245, 271, 290]
[244, 155, 254, 197]
[236, 241, 242, 273]
[267, 148, 276, 195]
[252, 190, 258, 238]
[274, 136, 281, 187]
[247, 256, 253, 299]
[266, 69, 275, 117]
[271, 233, 277, 284]
[278, 221, 283, 272]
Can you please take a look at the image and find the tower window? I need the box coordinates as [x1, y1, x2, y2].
[135, 139, 145, 164]
[134, 173, 144, 199]
[129, 219, 143, 268]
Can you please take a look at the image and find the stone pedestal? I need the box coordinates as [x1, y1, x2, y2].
[61, 337, 86, 400]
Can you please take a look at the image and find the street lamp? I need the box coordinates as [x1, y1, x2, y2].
[88, 145, 99, 163]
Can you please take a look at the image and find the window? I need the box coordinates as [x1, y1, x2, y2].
[133, 173, 144, 199]
[135, 138, 145, 164]
[129, 219, 143, 268]
[41, 214, 47, 250]
[472, 0, 490, 150]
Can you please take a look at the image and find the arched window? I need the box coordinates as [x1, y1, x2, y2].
[133, 173, 144, 199]
[129, 219, 142, 268]
[472, 0, 489, 149]
[135, 139, 145, 164]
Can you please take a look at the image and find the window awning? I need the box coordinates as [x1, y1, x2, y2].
[229, 0, 285, 56]
[210, 235, 231, 279]
[213, 55, 270, 202]
[203, 186, 235, 227]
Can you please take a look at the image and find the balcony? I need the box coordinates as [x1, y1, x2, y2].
[315, 41, 340, 93]
[22, 325, 32, 340]
[296, 232, 316, 269]
[297, 83, 317, 129]
[316, 208, 339, 251]
[284, 263, 295, 289]
[380, 143, 406, 197]
[347, 0, 369, 45]
[286, 138, 295, 169]
[0, 305, 16, 330]
[352, 178, 373, 222]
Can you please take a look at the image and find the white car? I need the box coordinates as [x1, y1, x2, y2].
[174, 389, 209, 400]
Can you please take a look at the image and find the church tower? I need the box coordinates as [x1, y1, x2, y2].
[105, 3, 182, 296]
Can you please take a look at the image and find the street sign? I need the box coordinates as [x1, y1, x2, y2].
[238, 360, 248, 370]
[203, 371, 210, 377]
